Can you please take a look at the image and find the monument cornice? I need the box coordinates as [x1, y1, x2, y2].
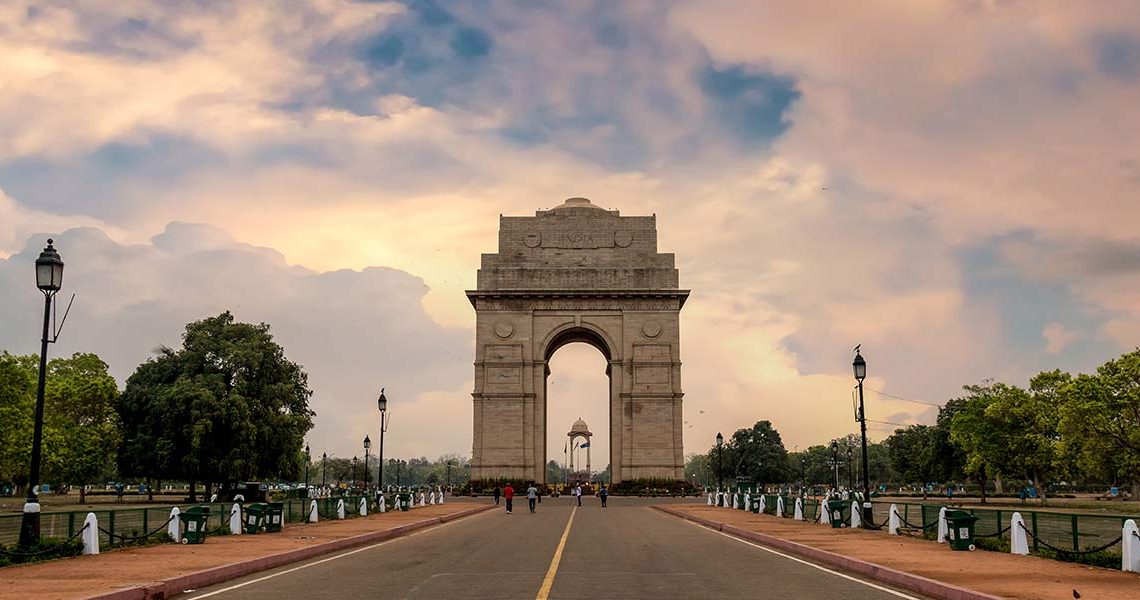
[466, 288, 690, 309]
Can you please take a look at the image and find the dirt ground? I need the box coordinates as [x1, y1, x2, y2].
[0, 503, 480, 600]
[671, 505, 1139, 600]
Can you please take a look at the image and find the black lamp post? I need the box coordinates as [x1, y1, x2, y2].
[716, 432, 724, 491]
[19, 239, 64, 547]
[352, 456, 358, 488]
[393, 459, 403, 487]
[446, 461, 453, 488]
[322, 452, 328, 489]
[304, 444, 311, 498]
[830, 441, 840, 492]
[363, 435, 371, 489]
[853, 347, 872, 526]
[377, 388, 389, 490]
[846, 445, 854, 490]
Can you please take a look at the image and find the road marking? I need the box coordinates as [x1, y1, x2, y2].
[535, 505, 577, 600]
[680, 519, 924, 600]
[185, 511, 491, 599]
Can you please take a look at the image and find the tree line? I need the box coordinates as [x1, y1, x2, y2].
[687, 348, 1140, 501]
[1, 312, 315, 501]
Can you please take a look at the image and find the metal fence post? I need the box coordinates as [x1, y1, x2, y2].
[1031, 512, 1039, 551]
[109, 511, 115, 544]
[1071, 514, 1079, 552]
[995, 510, 1002, 539]
[68, 511, 75, 538]
[142, 509, 148, 537]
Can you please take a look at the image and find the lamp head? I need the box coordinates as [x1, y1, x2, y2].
[377, 387, 388, 412]
[716, 432, 724, 447]
[852, 348, 867, 381]
[363, 435, 371, 450]
[35, 238, 64, 292]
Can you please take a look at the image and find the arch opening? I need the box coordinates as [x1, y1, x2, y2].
[543, 330, 612, 487]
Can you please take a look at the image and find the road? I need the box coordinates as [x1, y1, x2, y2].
[185, 497, 928, 600]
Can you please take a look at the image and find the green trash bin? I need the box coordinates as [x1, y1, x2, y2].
[750, 494, 762, 513]
[398, 492, 412, 511]
[244, 502, 267, 534]
[265, 502, 284, 532]
[179, 506, 210, 544]
[945, 509, 978, 551]
[827, 499, 848, 528]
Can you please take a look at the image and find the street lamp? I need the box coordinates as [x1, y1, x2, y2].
[363, 435, 371, 489]
[304, 443, 311, 496]
[830, 441, 840, 492]
[322, 452, 328, 489]
[716, 432, 724, 492]
[377, 388, 389, 490]
[853, 346, 872, 527]
[393, 459, 403, 487]
[446, 461, 453, 488]
[846, 445, 854, 490]
[20, 239, 65, 547]
[352, 456, 358, 488]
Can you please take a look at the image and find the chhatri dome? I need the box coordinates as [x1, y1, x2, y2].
[568, 417, 592, 436]
[551, 197, 606, 211]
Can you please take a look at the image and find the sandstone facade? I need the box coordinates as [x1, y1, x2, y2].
[468, 198, 688, 483]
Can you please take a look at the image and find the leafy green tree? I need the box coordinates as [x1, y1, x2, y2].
[42, 353, 121, 502]
[708, 421, 790, 487]
[0, 353, 35, 488]
[949, 381, 1029, 503]
[1059, 350, 1140, 498]
[118, 312, 314, 498]
[684, 453, 711, 487]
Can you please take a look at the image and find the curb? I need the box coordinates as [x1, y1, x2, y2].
[653, 506, 1002, 600]
[83, 504, 495, 600]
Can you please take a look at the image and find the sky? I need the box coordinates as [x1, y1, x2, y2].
[1, 1, 1139, 469]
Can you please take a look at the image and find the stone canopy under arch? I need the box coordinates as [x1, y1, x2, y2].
[467, 198, 688, 484]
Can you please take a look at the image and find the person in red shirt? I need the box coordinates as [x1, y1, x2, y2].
[503, 483, 515, 514]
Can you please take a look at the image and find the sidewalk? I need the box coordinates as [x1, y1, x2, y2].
[0, 502, 492, 600]
[658, 504, 1138, 600]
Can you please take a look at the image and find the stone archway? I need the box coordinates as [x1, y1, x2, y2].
[468, 198, 688, 484]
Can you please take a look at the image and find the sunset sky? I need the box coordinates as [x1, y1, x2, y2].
[1, 1, 1138, 467]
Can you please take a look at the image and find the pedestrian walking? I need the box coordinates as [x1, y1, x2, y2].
[574, 483, 582, 506]
[599, 484, 608, 508]
[493, 485, 501, 505]
[527, 483, 538, 513]
[503, 483, 514, 514]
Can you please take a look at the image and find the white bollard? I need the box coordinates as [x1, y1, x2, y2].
[378, 495, 387, 513]
[777, 496, 785, 518]
[794, 497, 803, 521]
[732, 492, 739, 509]
[359, 497, 368, 516]
[308, 499, 319, 523]
[418, 492, 426, 507]
[429, 491, 437, 505]
[439, 487, 445, 504]
[850, 501, 861, 528]
[210, 493, 218, 503]
[336, 498, 346, 520]
[1011, 512, 1029, 556]
[229, 503, 242, 535]
[82, 512, 99, 555]
[708, 491, 714, 506]
[888, 504, 900, 536]
[937, 507, 948, 543]
[743, 493, 751, 511]
[1122, 519, 1139, 572]
[819, 496, 830, 525]
[168, 507, 182, 543]
[758, 495, 767, 514]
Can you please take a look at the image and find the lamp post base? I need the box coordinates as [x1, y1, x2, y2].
[18, 502, 41, 547]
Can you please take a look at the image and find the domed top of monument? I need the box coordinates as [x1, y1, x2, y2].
[551, 197, 605, 211]
[568, 417, 592, 436]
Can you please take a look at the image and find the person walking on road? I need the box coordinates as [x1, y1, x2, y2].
[493, 485, 501, 505]
[574, 483, 583, 506]
[527, 483, 538, 513]
[599, 484, 608, 508]
[503, 483, 514, 514]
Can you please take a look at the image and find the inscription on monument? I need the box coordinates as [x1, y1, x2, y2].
[540, 230, 616, 249]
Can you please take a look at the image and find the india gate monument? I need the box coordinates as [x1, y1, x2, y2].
[467, 198, 688, 484]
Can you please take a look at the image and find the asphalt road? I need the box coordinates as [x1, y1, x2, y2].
[185, 497, 928, 600]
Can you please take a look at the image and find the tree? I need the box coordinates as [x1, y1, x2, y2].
[709, 421, 790, 487]
[0, 353, 36, 490]
[949, 381, 1027, 503]
[42, 353, 121, 502]
[684, 453, 711, 487]
[1059, 350, 1140, 498]
[546, 460, 561, 483]
[118, 312, 314, 497]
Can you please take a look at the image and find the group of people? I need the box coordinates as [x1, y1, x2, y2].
[492, 483, 609, 513]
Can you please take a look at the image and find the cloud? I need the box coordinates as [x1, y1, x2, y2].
[1043, 323, 1080, 354]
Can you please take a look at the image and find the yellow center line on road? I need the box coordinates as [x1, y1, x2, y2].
[535, 505, 577, 600]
